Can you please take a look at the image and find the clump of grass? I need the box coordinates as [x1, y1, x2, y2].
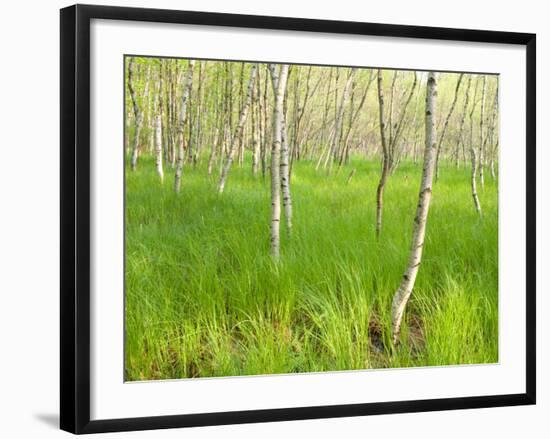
[125, 156, 498, 380]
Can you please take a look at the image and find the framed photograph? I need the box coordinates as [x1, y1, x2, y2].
[60, 4, 536, 434]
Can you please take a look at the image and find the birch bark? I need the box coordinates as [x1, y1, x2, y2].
[488, 85, 499, 179]
[269, 64, 290, 259]
[155, 113, 164, 183]
[128, 57, 143, 171]
[478, 75, 487, 189]
[455, 76, 472, 168]
[174, 60, 195, 193]
[469, 77, 482, 215]
[251, 74, 261, 176]
[281, 113, 292, 233]
[218, 64, 258, 193]
[154, 75, 164, 182]
[391, 72, 438, 345]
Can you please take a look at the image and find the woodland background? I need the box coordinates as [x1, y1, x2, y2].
[124, 58, 499, 380]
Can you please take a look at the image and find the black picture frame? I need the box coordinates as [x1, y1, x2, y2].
[60, 4, 536, 434]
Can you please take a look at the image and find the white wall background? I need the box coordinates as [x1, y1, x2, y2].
[0, 0, 545, 437]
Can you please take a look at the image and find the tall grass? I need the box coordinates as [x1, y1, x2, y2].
[125, 156, 498, 380]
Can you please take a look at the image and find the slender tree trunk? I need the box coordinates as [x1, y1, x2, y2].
[328, 68, 356, 173]
[155, 112, 164, 183]
[153, 62, 164, 182]
[218, 64, 258, 193]
[488, 84, 499, 179]
[388, 71, 397, 156]
[252, 75, 261, 176]
[207, 128, 220, 176]
[127, 58, 143, 171]
[290, 66, 318, 176]
[269, 64, 289, 260]
[478, 75, 486, 189]
[389, 73, 418, 172]
[146, 63, 156, 154]
[435, 74, 463, 181]
[188, 61, 203, 166]
[470, 139, 482, 215]
[261, 66, 269, 179]
[339, 70, 374, 169]
[375, 69, 390, 238]
[316, 69, 334, 171]
[280, 113, 292, 233]
[207, 67, 221, 176]
[456, 76, 472, 169]
[469, 77, 482, 215]
[152, 68, 164, 182]
[391, 72, 438, 345]
[174, 60, 195, 193]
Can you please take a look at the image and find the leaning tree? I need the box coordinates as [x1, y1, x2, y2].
[391, 71, 438, 345]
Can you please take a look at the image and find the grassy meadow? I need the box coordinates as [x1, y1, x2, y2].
[125, 156, 498, 381]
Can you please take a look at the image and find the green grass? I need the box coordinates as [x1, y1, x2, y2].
[125, 155, 498, 380]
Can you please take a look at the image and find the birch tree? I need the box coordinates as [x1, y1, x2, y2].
[149, 60, 164, 183]
[391, 72, 438, 345]
[338, 70, 374, 169]
[487, 85, 499, 179]
[315, 69, 334, 171]
[469, 76, 482, 215]
[375, 70, 391, 238]
[389, 73, 418, 172]
[269, 64, 290, 259]
[281, 113, 293, 233]
[328, 68, 356, 173]
[455, 76, 472, 168]
[174, 60, 195, 193]
[478, 75, 487, 189]
[435, 74, 463, 181]
[251, 73, 261, 177]
[218, 64, 258, 194]
[375, 70, 417, 237]
[128, 57, 143, 171]
[154, 71, 164, 182]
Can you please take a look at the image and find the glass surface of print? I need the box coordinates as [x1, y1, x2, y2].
[124, 57, 499, 381]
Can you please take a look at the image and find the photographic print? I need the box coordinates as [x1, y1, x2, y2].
[124, 57, 499, 381]
[60, 6, 535, 432]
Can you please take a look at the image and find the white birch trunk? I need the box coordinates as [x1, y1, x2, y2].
[469, 77, 482, 215]
[174, 60, 195, 193]
[470, 141, 482, 215]
[488, 85, 499, 180]
[280, 113, 292, 233]
[155, 112, 164, 183]
[218, 64, 258, 194]
[269, 64, 289, 259]
[391, 72, 438, 345]
[252, 76, 261, 176]
[127, 58, 143, 171]
[478, 75, 486, 189]
[455, 76, 472, 169]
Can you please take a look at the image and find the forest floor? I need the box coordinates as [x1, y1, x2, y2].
[125, 156, 498, 381]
